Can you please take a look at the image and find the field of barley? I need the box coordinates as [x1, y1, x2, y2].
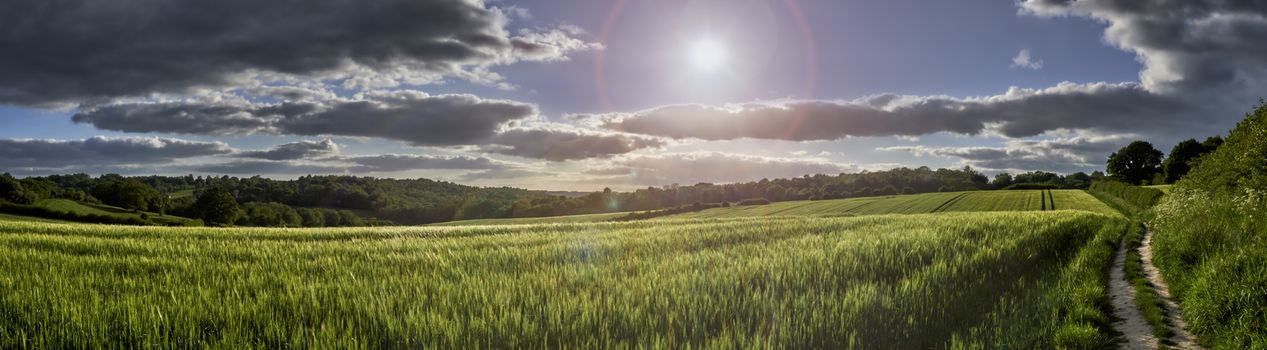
[0, 190, 1129, 348]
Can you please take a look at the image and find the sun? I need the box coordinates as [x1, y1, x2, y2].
[688, 38, 728, 72]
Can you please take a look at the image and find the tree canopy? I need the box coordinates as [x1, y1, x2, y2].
[1107, 141, 1163, 185]
[193, 187, 241, 226]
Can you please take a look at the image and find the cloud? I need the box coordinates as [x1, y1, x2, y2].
[458, 168, 553, 181]
[590, 82, 1190, 140]
[484, 127, 665, 161]
[189, 161, 349, 175]
[73, 91, 538, 146]
[1019, 0, 1267, 95]
[236, 139, 340, 160]
[0, 136, 232, 170]
[0, 0, 599, 106]
[73, 91, 662, 160]
[511, 25, 605, 62]
[584, 0, 1267, 150]
[880, 134, 1133, 173]
[1011, 49, 1044, 69]
[587, 152, 852, 185]
[343, 154, 509, 172]
[195, 149, 511, 175]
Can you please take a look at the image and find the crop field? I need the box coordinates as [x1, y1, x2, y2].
[667, 190, 1119, 219]
[427, 212, 628, 226]
[0, 210, 1127, 348]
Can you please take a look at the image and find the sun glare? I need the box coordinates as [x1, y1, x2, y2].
[688, 38, 728, 72]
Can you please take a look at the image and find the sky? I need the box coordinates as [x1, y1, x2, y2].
[1, 0, 1265, 191]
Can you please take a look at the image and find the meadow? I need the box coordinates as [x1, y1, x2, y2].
[0, 207, 1128, 348]
[662, 189, 1119, 219]
[425, 212, 629, 226]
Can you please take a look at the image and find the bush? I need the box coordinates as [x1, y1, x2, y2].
[737, 198, 771, 206]
[1087, 181, 1164, 210]
[1004, 183, 1064, 190]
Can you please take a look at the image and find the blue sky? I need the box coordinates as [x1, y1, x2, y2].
[2, 0, 1264, 190]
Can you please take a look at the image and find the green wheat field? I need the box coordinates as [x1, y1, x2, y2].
[0, 190, 1133, 348]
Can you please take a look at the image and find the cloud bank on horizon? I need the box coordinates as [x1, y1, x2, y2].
[1, 0, 1265, 190]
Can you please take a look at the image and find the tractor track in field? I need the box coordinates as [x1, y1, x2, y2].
[929, 192, 967, 213]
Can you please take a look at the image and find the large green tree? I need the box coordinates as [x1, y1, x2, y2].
[194, 187, 241, 226]
[1107, 141, 1163, 185]
[1163, 139, 1205, 183]
[0, 174, 36, 204]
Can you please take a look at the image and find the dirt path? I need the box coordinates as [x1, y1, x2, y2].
[1140, 226, 1204, 349]
[1110, 235, 1158, 349]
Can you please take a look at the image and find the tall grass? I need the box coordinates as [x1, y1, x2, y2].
[1149, 188, 1267, 348]
[0, 212, 1125, 348]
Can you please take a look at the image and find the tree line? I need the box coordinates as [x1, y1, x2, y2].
[1104, 136, 1224, 185]
[2, 164, 1109, 227]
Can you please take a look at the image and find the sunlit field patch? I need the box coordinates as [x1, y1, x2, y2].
[0, 211, 1126, 348]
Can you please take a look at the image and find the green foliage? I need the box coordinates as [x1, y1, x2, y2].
[0, 211, 1126, 348]
[1178, 102, 1267, 193]
[240, 202, 303, 227]
[1147, 102, 1267, 348]
[193, 187, 241, 226]
[1107, 141, 1164, 185]
[992, 173, 1014, 188]
[0, 201, 149, 225]
[92, 179, 160, 211]
[0, 174, 37, 204]
[1150, 189, 1267, 348]
[1164, 138, 1206, 183]
[0, 198, 197, 226]
[736, 198, 770, 206]
[1087, 181, 1164, 215]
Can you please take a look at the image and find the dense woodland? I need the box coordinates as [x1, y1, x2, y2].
[0, 131, 1221, 227]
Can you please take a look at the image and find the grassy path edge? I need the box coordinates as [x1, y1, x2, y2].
[1139, 225, 1205, 349]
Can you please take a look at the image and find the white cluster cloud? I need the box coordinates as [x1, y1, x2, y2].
[1011, 49, 1044, 69]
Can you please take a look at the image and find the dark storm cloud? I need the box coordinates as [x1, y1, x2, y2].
[1019, 0, 1267, 94]
[0, 136, 232, 169]
[70, 103, 273, 135]
[73, 91, 539, 146]
[0, 0, 597, 106]
[592, 82, 1188, 140]
[274, 92, 538, 146]
[236, 139, 340, 161]
[485, 128, 666, 161]
[881, 135, 1131, 173]
[72, 91, 663, 160]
